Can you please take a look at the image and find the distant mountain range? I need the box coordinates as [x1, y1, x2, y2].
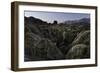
[64, 18, 90, 25]
[25, 16, 47, 25]
[25, 16, 90, 25]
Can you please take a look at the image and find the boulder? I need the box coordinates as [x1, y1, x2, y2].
[66, 44, 89, 59]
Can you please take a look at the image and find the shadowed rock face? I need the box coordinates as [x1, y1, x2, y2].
[65, 30, 90, 59]
[25, 32, 64, 61]
[24, 16, 90, 61]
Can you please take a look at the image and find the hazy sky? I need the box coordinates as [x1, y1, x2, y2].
[25, 11, 90, 23]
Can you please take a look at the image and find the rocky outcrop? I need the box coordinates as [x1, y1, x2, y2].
[24, 16, 90, 61]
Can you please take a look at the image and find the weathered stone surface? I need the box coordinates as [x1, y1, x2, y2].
[66, 44, 88, 59]
[24, 16, 90, 61]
